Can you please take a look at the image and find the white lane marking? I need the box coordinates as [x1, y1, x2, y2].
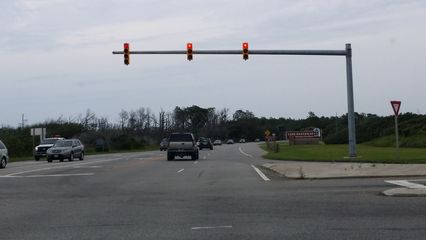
[4, 157, 127, 177]
[251, 165, 270, 181]
[73, 166, 102, 169]
[202, 156, 207, 160]
[191, 226, 232, 230]
[0, 173, 94, 178]
[194, 161, 198, 164]
[239, 147, 253, 158]
[177, 168, 185, 173]
[207, 153, 211, 156]
[385, 180, 426, 189]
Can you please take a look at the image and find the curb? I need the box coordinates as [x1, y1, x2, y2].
[382, 188, 426, 197]
[261, 164, 426, 180]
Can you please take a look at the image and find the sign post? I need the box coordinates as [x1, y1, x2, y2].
[390, 101, 401, 161]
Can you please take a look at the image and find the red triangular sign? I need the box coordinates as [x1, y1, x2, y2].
[390, 101, 401, 116]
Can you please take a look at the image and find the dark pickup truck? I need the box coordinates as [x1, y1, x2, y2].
[167, 133, 199, 161]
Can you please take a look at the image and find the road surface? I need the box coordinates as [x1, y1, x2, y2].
[1, 143, 426, 239]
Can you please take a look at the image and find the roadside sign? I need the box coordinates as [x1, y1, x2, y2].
[390, 100, 401, 116]
[264, 130, 271, 136]
[390, 100, 401, 161]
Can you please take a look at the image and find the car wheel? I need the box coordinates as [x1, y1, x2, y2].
[0, 157, 6, 168]
[47, 157, 52, 163]
[79, 152, 84, 161]
[167, 152, 174, 161]
[210, 147, 213, 150]
[59, 158, 64, 162]
[69, 153, 74, 161]
[35, 156, 40, 161]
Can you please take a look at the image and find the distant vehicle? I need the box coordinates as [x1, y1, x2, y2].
[160, 138, 168, 151]
[254, 138, 260, 142]
[167, 133, 199, 161]
[198, 137, 213, 150]
[226, 139, 234, 144]
[46, 139, 84, 162]
[34, 137, 64, 161]
[0, 140, 8, 169]
[239, 138, 246, 143]
[213, 140, 222, 145]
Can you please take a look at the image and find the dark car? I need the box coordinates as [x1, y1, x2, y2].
[198, 137, 213, 150]
[160, 138, 168, 151]
[46, 139, 84, 162]
[0, 140, 8, 169]
[34, 137, 64, 161]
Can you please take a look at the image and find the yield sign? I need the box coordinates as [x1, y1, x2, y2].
[390, 100, 401, 116]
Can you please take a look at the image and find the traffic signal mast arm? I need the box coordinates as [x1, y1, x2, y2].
[112, 43, 356, 158]
[113, 49, 347, 56]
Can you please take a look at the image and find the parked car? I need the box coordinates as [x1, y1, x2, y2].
[198, 137, 213, 150]
[213, 139, 222, 145]
[226, 139, 234, 144]
[254, 138, 260, 142]
[0, 140, 8, 169]
[239, 138, 246, 143]
[160, 138, 168, 151]
[46, 139, 84, 162]
[167, 132, 199, 161]
[34, 137, 64, 161]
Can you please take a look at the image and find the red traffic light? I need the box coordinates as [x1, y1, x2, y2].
[242, 42, 249, 60]
[123, 42, 130, 65]
[187, 42, 193, 61]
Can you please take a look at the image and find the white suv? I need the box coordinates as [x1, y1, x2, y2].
[0, 140, 9, 169]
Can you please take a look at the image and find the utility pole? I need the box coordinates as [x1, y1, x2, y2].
[21, 114, 27, 128]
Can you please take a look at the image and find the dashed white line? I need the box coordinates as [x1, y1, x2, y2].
[251, 165, 270, 181]
[202, 156, 207, 160]
[73, 166, 102, 169]
[177, 168, 185, 173]
[194, 161, 198, 164]
[191, 226, 232, 230]
[5, 157, 123, 176]
[0, 173, 94, 178]
[385, 180, 426, 189]
[239, 147, 253, 158]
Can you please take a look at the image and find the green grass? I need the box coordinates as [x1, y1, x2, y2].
[262, 143, 426, 163]
[9, 145, 159, 163]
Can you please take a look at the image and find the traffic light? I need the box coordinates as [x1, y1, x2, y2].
[187, 43, 193, 61]
[124, 43, 130, 65]
[242, 42, 249, 60]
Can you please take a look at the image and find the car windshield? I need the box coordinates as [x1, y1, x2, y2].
[41, 139, 59, 145]
[169, 134, 193, 142]
[54, 140, 72, 147]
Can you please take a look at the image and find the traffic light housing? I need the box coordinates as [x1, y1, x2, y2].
[187, 43, 193, 61]
[124, 43, 130, 65]
[242, 42, 249, 60]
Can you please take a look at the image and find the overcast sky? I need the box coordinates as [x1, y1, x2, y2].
[1, 0, 425, 127]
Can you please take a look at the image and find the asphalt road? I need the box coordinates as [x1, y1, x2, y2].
[1, 143, 426, 240]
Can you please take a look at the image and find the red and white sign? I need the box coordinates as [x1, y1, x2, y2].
[390, 100, 401, 116]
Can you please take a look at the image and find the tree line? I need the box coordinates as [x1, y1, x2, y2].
[1, 106, 425, 158]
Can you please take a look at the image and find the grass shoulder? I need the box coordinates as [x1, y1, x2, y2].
[262, 142, 426, 164]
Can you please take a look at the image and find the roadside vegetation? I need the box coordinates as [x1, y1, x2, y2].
[262, 142, 426, 163]
[1, 106, 425, 162]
